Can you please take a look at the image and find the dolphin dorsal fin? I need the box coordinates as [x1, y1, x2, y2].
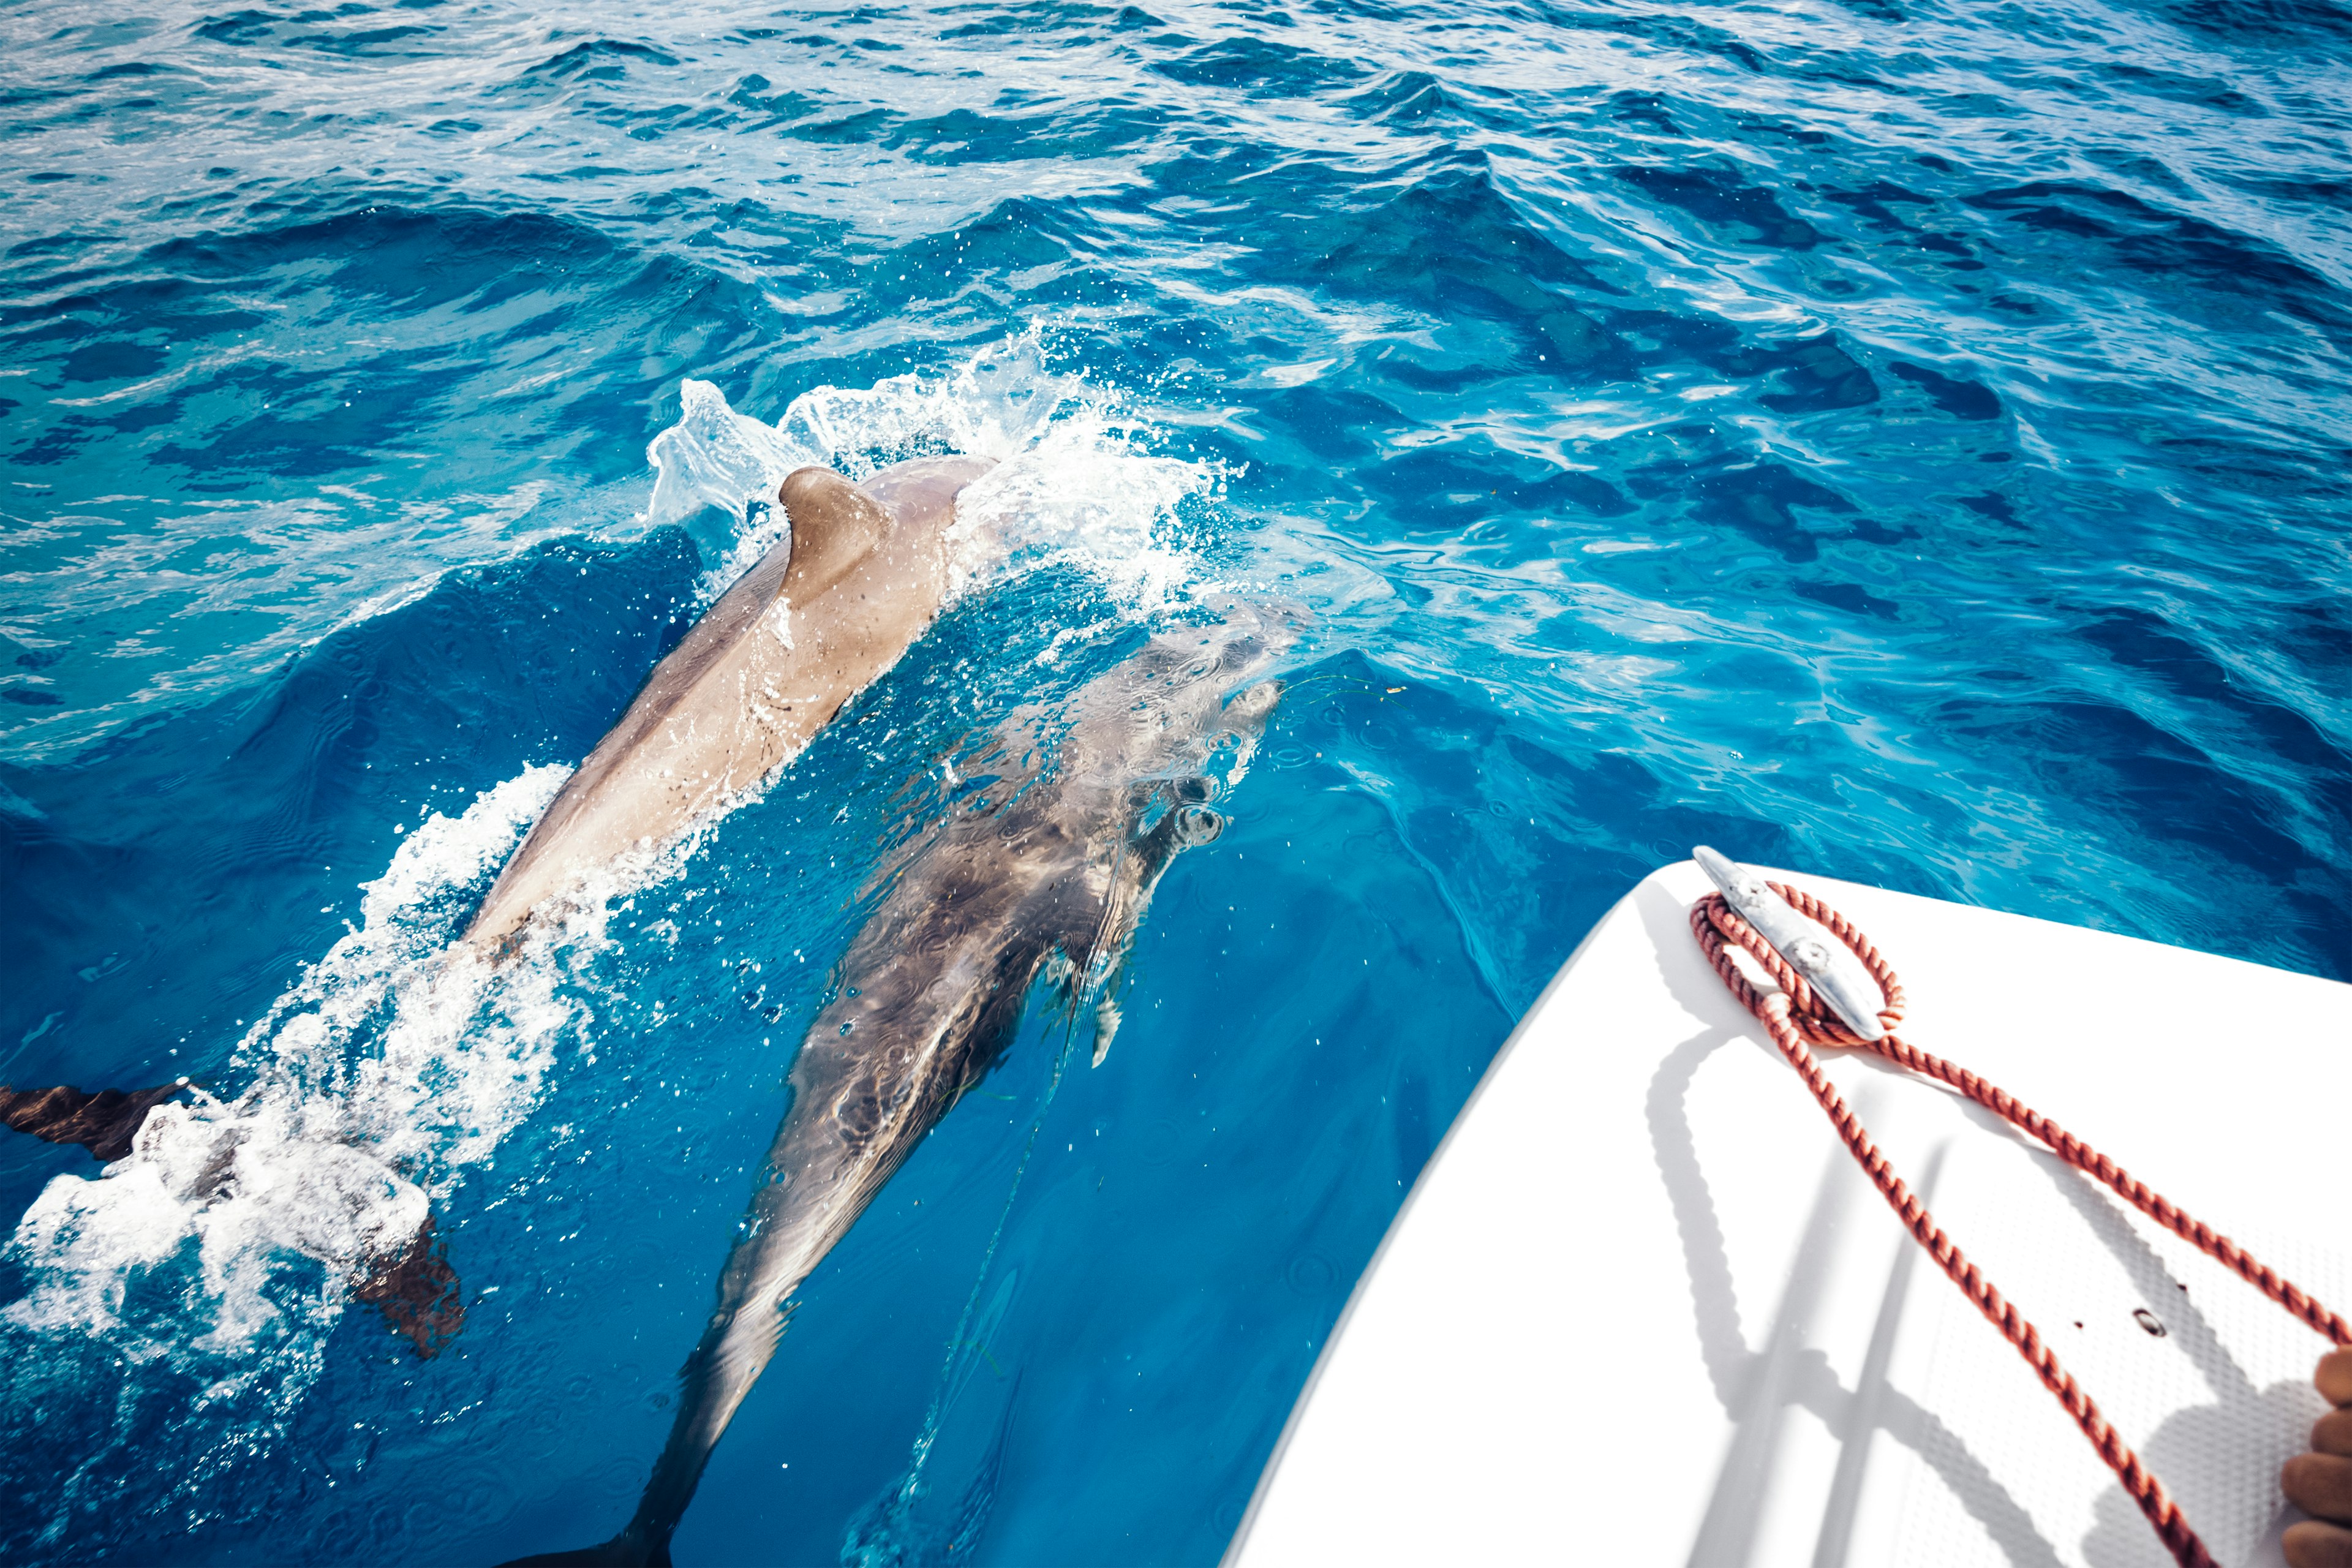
[776, 467, 891, 601]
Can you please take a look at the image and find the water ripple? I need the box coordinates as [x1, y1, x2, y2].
[2, 0, 2349, 1561]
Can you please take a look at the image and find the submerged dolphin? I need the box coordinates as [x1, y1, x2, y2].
[507, 599, 1300, 1567]
[469, 455, 998, 952]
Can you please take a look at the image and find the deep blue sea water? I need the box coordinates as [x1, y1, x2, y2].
[3, 0, 2350, 1562]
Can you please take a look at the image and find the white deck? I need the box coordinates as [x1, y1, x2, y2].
[1228, 861, 2352, 1568]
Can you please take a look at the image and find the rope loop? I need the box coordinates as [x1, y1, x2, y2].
[1689, 883, 2346, 1568]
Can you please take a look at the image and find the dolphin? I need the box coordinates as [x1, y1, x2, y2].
[467, 455, 998, 953]
[0, 458, 999, 1357]
[503, 598, 1300, 1568]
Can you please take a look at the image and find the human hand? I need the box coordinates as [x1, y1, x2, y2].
[2282, 1349, 2352, 1567]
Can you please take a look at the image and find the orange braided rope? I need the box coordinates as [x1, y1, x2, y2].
[1690, 884, 2352, 1568]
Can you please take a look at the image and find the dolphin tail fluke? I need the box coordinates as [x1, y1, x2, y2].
[0, 1080, 190, 1161]
[353, 1210, 466, 1359]
[494, 1533, 671, 1568]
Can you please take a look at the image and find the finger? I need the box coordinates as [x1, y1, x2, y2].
[2284, 1454, 2352, 1523]
[2285, 1519, 2352, 1568]
[2318, 1349, 2352, 1407]
[2316, 1409, 2352, 1458]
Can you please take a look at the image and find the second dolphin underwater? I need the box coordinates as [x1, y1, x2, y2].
[508, 598, 1295, 1566]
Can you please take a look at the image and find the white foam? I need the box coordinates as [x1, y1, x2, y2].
[646, 326, 1221, 614]
[6, 765, 590, 1363]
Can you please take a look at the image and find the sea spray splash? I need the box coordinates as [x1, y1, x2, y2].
[0, 766, 620, 1551]
[648, 328, 1223, 616]
[5, 767, 589, 1353]
[0, 766, 619, 1551]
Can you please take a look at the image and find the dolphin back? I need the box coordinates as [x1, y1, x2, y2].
[465, 455, 998, 954]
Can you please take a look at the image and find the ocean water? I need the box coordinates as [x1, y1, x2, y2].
[3, 0, 2349, 1562]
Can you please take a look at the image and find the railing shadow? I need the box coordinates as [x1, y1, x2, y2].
[1632, 876, 2065, 1568]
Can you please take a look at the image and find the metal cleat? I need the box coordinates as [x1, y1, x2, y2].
[1692, 845, 1887, 1041]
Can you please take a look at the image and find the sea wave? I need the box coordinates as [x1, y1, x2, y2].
[5, 0, 2351, 1559]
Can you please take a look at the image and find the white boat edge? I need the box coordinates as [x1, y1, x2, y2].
[1224, 856, 2352, 1568]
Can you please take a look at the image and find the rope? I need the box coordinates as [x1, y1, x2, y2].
[1689, 884, 2351, 1568]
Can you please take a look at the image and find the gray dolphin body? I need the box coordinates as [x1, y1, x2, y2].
[469, 456, 998, 953]
[507, 600, 1299, 1567]
[0, 459, 1007, 1365]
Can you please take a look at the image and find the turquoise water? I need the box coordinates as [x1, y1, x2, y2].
[4, 0, 2350, 1561]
